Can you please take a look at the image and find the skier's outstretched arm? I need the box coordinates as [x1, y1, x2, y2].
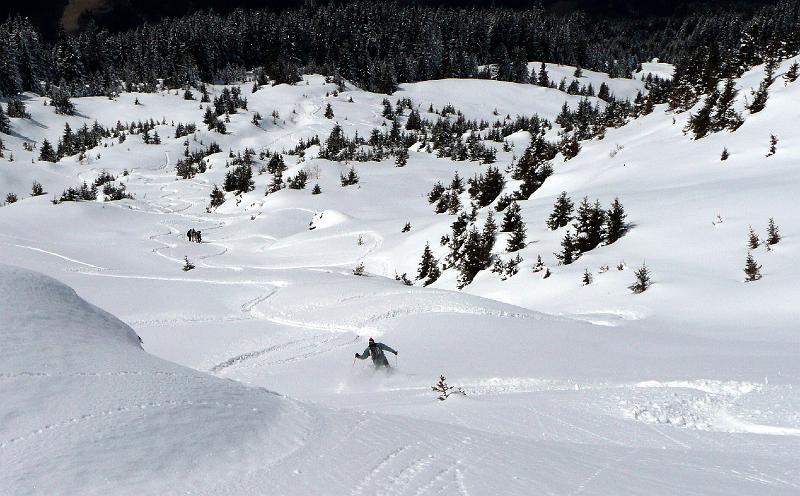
[355, 347, 370, 359]
[378, 343, 398, 355]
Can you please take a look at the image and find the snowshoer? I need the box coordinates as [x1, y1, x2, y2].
[187, 229, 195, 242]
[355, 337, 397, 368]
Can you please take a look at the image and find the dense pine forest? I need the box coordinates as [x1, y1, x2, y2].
[0, 0, 798, 102]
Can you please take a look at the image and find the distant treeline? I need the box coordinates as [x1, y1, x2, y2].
[0, 0, 797, 98]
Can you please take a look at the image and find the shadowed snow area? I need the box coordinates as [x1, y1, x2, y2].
[1, 59, 800, 494]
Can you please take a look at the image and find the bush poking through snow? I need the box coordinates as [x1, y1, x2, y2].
[402, 222, 411, 233]
[182, 256, 195, 272]
[629, 263, 651, 294]
[720, 148, 729, 161]
[31, 181, 45, 197]
[353, 262, 366, 276]
[766, 135, 778, 157]
[743, 252, 762, 282]
[431, 375, 466, 401]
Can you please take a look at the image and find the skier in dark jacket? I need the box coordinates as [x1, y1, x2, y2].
[355, 337, 398, 368]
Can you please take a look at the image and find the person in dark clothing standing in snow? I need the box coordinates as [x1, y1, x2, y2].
[355, 337, 398, 368]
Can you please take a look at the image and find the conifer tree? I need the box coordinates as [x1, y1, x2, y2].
[785, 62, 799, 83]
[340, 166, 359, 186]
[51, 89, 75, 115]
[6, 99, 29, 118]
[537, 62, 549, 87]
[743, 252, 762, 282]
[267, 169, 284, 193]
[311, 183, 322, 195]
[31, 181, 45, 196]
[604, 198, 627, 244]
[450, 172, 464, 194]
[582, 268, 593, 285]
[546, 192, 573, 230]
[38, 139, 57, 162]
[428, 182, 445, 204]
[324, 103, 334, 119]
[711, 78, 743, 132]
[458, 226, 488, 288]
[747, 225, 760, 249]
[507, 217, 527, 252]
[0, 106, 10, 134]
[501, 201, 522, 232]
[747, 73, 771, 114]
[766, 135, 777, 156]
[482, 211, 498, 254]
[766, 218, 780, 245]
[556, 230, 578, 265]
[532, 254, 545, 272]
[395, 147, 408, 167]
[629, 263, 651, 293]
[686, 89, 718, 139]
[417, 242, 436, 281]
[721, 147, 729, 161]
[208, 184, 225, 209]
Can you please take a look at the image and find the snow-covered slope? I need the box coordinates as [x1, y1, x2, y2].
[1, 59, 800, 494]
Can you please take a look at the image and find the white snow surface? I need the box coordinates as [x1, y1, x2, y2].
[1, 61, 800, 494]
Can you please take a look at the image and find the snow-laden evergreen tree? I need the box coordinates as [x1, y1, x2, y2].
[686, 89, 718, 139]
[558, 133, 580, 160]
[182, 256, 195, 271]
[501, 201, 522, 232]
[747, 225, 760, 249]
[766, 135, 778, 157]
[324, 103, 334, 119]
[537, 62, 549, 87]
[629, 263, 651, 293]
[267, 169, 284, 194]
[546, 192, 574, 230]
[766, 218, 781, 245]
[450, 172, 465, 194]
[340, 166, 359, 186]
[721, 147, 729, 161]
[51, 88, 75, 115]
[743, 252, 762, 282]
[785, 62, 799, 83]
[532, 254, 545, 272]
[311, 183, 321, 195]
[428, 182, 445, 204]
[0, 105, 9, 134]
[267, 154, 287, 175]
[457, 226, 488, 288]
[582, 268, 593, 286]
[38, 139, 57, 162]
[417, 242, 436, 281]
[6, 99, 29, 119]
[31, 181, 45, 197]
[468, 165, 504, 207]
[208, 184, 225, 209]
[395, 147, 408, 167]
[573, 197, 605, 253]
[711, 78, 743, 132]
[556, 230, 578, 265]
[747, 70, 772, 114]
[287, 170, 308, 189]
[604, 198, 627, 244]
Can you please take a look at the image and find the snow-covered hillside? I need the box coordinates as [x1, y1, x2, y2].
[1, 58, 799, 495]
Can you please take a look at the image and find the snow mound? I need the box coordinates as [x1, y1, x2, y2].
[307, 209, 352, 230]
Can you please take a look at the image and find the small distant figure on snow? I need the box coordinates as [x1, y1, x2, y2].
[355, 337, 398, 369]
[186, 228, 202, 243]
